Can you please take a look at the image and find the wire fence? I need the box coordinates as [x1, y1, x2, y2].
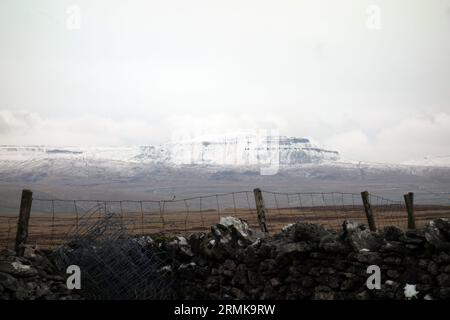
[1, 190, 450, 249]
[261, 191, 405, 231]
[1, 191, 259, 248]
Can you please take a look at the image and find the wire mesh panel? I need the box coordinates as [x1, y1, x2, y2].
[261, 191, 367, 231]
[408, 192, 450, 229]
[52, 213, 175, 300]
[368, 194, 406, 230]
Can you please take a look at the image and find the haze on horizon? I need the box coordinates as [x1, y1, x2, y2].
[0, 0, 449, 164]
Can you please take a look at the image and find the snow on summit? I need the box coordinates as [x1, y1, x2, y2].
[0, 135, 339, 166]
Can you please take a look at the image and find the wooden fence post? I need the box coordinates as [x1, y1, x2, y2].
[253, 188, 268, 233]
[361, 191, 377, 232]
[15, 189, 33, 256]
[404, 192, 416, 230]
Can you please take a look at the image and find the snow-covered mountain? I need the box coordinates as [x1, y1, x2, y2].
[1, 137, 450, 208]
[0, 135, 339, 166]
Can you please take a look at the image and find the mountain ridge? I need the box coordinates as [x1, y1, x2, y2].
[0, 135, 339, 166]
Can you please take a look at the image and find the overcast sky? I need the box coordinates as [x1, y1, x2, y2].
[0, 0, 449, 163]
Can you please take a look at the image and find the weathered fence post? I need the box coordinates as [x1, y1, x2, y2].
[253, 188, 268, 233]
[15, 189, 33, 256]
[404, 192, 416, 230]
[361, 191, 377, 232]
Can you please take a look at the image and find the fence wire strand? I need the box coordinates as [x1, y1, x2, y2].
[0, 190, 450, 248]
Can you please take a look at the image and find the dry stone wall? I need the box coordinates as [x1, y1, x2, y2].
[1, 217, 450, 300]
[0, 248, 81, 300]
[161, 217, 450, 300]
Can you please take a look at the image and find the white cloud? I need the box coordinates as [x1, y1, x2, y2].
[325, 130, 373, 161]
[0, 110, 162, 146]
[325, 113, 450, 163]
[0, 110, 285, 147]
[167, 113, 284, 141]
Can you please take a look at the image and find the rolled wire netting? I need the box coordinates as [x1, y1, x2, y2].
[51, 211, 175, 300]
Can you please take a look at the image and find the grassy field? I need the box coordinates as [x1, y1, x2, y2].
[1, 205, 450, 248]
